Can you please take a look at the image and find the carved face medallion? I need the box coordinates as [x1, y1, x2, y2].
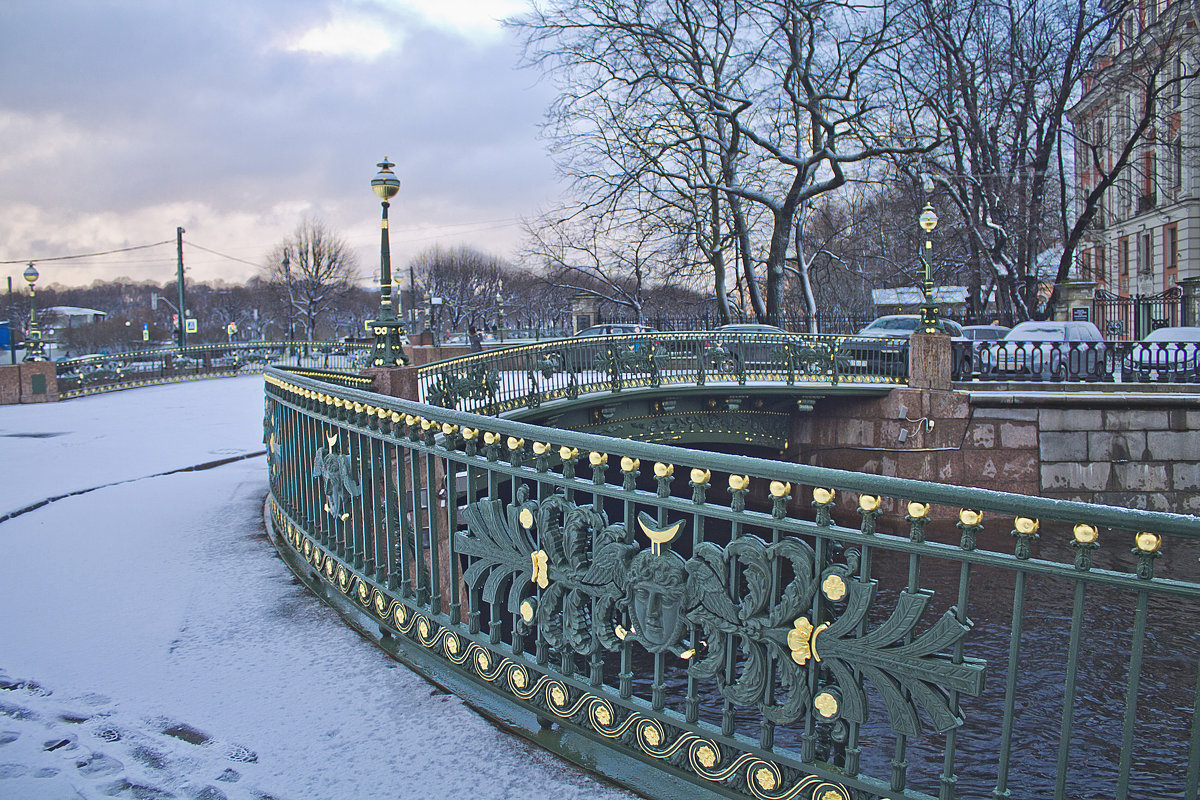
[628, 550, 688, 653]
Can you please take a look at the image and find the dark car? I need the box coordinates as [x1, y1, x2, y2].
[1123, 326, 1200, 382]
[849, 315, 968, 377]
[703, 324, 788, 372]
[980, 320, 1109, 380]
[551, 324, 661, 372]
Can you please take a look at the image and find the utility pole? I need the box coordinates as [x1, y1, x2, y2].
[7, 276, 14, 365]
[176, 226, 187, 348]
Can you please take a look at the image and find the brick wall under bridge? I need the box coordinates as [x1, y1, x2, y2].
[789, 385, 1200, 514]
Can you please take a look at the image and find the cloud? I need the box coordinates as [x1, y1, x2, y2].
[0, 0, 560, 288]
[285, 16, 398, 60]
[390, 0, 529, 40]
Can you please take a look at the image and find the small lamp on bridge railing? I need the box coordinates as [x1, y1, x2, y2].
[368, 157, 408, 367]
[919, 203, 939, 334]
[22, 262, 44, 362]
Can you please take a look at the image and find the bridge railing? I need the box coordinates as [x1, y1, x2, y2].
[416, 331, 905, 413]
[54, 341, 372, 397]
[264, 366, 1200, 800]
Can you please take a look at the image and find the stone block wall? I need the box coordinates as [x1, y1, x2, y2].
[790, 387, 1197, 512]
[0, 362, 59, 404]
[1039, 406, 1199, 513]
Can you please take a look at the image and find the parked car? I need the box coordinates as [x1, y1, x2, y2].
[980, 320, 1109, 380]
[551, 324, 661, 372]
[1123, 326, 1200, 382]
[703, 323, 788, 372]
[848, 315, 969, 377]
[961, 324, 1011, 342]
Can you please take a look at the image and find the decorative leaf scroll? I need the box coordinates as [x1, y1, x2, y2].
[427, 363, 500, 409]
[312, 435, 360, 520]
[811, 583, 986, 736]
[770, 341, 849, 385]
[455, 493, 986, 737]
[456, 495, 539, 620]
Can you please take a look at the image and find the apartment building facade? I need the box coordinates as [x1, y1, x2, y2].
[1068, 0, 1200, 335]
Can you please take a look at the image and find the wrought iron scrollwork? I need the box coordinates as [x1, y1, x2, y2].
[456, 493, 986, 737]
[770, 341, 849, 385]
[427, 363, 500, 409]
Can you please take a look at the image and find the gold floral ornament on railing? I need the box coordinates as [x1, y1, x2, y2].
[589, 451, 609, 484]
[858, 494, 881, 534]
[653, 462, 674, 498]
[559, 445, 580, 480]
[906, 501, 931, 543]
[690, 468, 711, 504]
[1013, 517, 1040, 560]
[621, 456, 641, 491]
[1071, 523, 1099, 571]
[958, 509, 983, 551]
[728, 474, 750, 512]
[813, 488, 835, 527]
[1134, 531, 1162, 580]
[769, 480, 791, 519]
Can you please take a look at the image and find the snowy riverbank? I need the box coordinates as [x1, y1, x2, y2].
[0, 377, 633, 799]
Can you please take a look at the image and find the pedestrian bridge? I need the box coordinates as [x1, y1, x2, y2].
[264, 346, 1200, 800]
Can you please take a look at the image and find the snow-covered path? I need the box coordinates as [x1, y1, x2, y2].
[0, 377, 634, 800]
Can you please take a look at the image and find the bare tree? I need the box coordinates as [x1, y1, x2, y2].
[407, 245, 508, 331]
[891, 0, 1193, 321]
[513, 0, 930, 329]
[263, 218, 359, 341]
[522, 203, 692, 323]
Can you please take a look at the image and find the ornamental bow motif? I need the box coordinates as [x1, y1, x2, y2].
[456, 492, 985, 735]
[312, 434, 360, 520]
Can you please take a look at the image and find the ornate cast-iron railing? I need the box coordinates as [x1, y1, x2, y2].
[55, 341, 372, 397]
[264, 366, 1200, 800]
[416, 331, 902, 414]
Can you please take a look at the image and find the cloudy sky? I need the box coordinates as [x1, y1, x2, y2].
[0, 0, 560, 289]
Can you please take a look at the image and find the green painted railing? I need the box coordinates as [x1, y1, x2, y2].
[55, 341, 372, 397]
[264, 366, 1200, 800]
[416, 332, 905, 414]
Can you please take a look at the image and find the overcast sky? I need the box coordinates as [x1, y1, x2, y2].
[0, 0, 559, 289]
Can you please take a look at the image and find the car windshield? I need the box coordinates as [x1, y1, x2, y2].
[865, 318, 919, 332]
[718, 325, 784, 333]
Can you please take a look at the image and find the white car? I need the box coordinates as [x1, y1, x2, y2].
[981, 320, 1109, 380]
[1124, 326, 1200, 382]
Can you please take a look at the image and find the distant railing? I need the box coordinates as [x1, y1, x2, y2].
[264, 366, 1200, 800]
[955, 336, 1200, 383]
[55, 341, 372, 398]
[416, 331, 905, 414]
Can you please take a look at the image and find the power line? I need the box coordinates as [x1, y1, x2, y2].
[0, 239, 174, 265]
[186, 241, 263, 268]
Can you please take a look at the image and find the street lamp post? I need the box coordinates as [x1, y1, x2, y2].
[496, 281, 505, 343]
[22, 262, 44, 361]
[919, 203, 940, 333]
[368, 157, 409, 367]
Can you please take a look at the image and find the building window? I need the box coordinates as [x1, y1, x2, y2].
[1119, 236, 1130, 294]
[1139, 231, 1154, 275]
[1165, 223, 1178, 289]
[1165, 135, 1182, 194]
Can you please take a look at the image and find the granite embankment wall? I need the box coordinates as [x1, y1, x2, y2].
[790, 386, 1200, 514]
